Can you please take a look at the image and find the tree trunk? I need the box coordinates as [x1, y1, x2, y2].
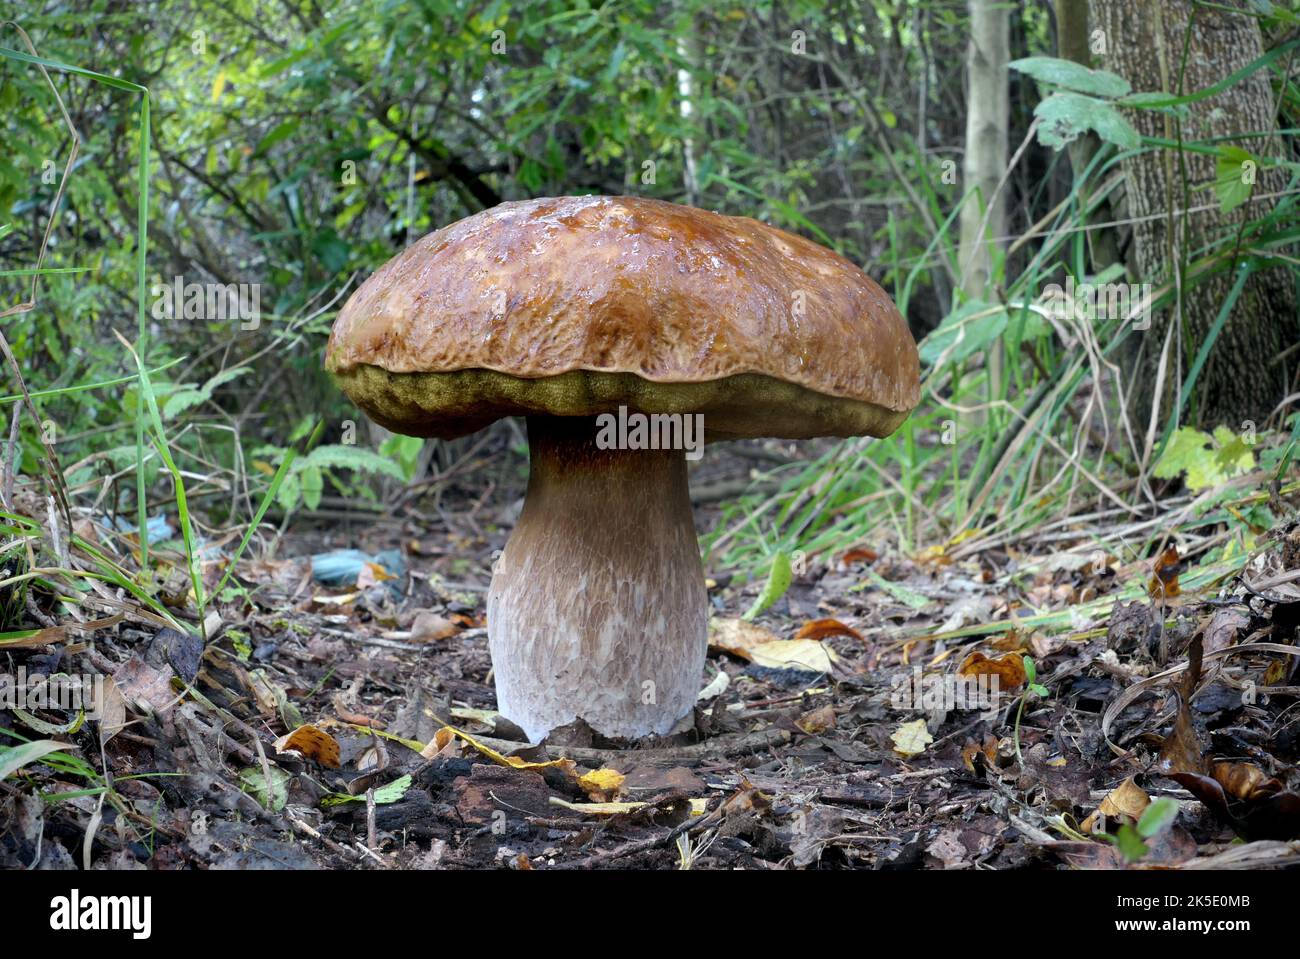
[1054, 0, 1119, 274]
[1095, 0, 1295, 430]
[958, 0, 1010, 295]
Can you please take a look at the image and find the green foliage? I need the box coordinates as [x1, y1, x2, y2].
[1108, 798, 1180, 863]
[1213, 145, 1257, 214]
[2, 0, 1297, 609]
[1009, 56, 1131, 98]
[1154, 427, 1256, 491]
[379, 434, 425, 484]
[1033, 92, 1141, 151]
[274, 443, 406, 512]
[743, 551, 794, 621]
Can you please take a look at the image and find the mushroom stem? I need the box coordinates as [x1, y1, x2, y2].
[487, 416, 708, 742]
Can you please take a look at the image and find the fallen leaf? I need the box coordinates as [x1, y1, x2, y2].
[1213, 761, 1272, 802]
[926, 827, 968, 868]
[709, 617, 840, 673]
[1264, 659, 1288, 686]
[1203, 608, 1249, 655]
[448, 706, 501, 726]
[1082, 777, 1150, 833]
[113, 656, 177, 716]
[1148, 546, 1181, 599]
[794, 618, 864, 643]
[419, 726, 460, 760]
[238, 765, 290, 811]
[697, 668, 730, 702]
[962, 734, 999, 772]
[719, 779, 772, 816]
[840, 547, 878, 565]
[796, 704, 837, 734]
[0, 613, 126, 650]
[709, 616, 781, 655]
[891, 718, 933, 758]
[1157, 695, 1209, 775]
[957, 651, 1027, 691]
[577, 767, 626, 802]
[1169, 767, 1300, 841]
[95, 677, 128, 744]
[410, 611, 458, 642]
[750, 640, 839, 672]
[274, 724, 341, 768]
[435, 725, 576, 778]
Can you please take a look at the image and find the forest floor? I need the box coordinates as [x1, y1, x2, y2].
[3, 439, 1300, 871]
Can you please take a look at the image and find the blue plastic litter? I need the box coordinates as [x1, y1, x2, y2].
[310, 548, 406, 588]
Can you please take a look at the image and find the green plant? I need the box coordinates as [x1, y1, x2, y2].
[1012, 655, 1050, 766]
[1106, 797, 1181, 863]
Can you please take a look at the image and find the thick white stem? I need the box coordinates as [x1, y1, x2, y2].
[487, 417, 707, 742]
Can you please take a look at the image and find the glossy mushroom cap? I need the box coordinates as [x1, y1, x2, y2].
[325, 195, 920, 440]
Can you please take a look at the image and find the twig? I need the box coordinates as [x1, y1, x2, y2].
[465, 727, 792, 766]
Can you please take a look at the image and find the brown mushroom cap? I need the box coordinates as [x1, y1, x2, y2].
[326, 195, 920, 440]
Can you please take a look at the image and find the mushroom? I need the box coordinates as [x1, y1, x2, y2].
[326, 196, 919, 742]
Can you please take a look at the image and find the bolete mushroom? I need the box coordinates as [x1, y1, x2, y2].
[325, 195, 919, 742]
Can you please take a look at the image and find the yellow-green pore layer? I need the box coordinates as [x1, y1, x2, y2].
[331, 364, 911, 442]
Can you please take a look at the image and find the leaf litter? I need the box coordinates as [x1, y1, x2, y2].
[3, 443, 1300, 871]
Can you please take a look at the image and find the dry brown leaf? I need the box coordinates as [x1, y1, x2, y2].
[1203, 609, 1249, 656]
[113, 657, 177, 716]
[419, 726, 460, 760]
[1148, 546, 1182, 599]
[1082, 777, 1150, 832]
[0, 613, 126, 650]
[961, 734, 999, 772]
[839, 547, 878, 566]
[96, 676, 128, 744]
[795, 704, 837, 734]
[709, 617, 840, 673]
[410, 611, 459, 643]
[794, 618, 864, 643]
[274, 724, 341, 768]
[957, 651, 1027, 691]
[1212, 761, 1274, 802]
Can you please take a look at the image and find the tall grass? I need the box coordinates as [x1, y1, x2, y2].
[705, 98, 1300, 592]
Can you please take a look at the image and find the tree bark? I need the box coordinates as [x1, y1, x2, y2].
[1095, 0, 1295, 430]
[958, 0, 1010, 295]
[1054, 0, 1120, 273]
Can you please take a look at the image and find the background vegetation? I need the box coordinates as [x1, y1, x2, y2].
[2, 0, 1298, 603]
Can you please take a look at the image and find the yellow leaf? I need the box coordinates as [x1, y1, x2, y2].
[549, 797, 645, 815]
[577, 767, 626, 801]
[891, 718, 933, 758]
[211, 68, 227, 103]
[1082, 776, 1149, 832]
[709, 617, 840, 673]
[434, 725, 575, 777]
[549, 796, 710, 817]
